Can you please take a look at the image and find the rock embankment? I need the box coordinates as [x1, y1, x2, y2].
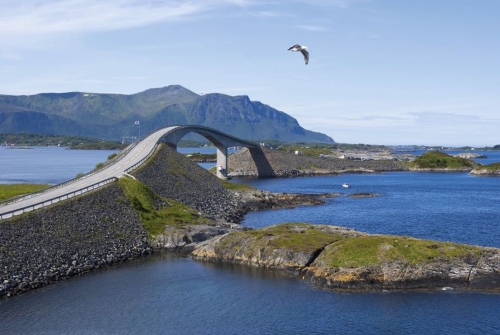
[0, 184, 151, 298]
[192, 223, 500, 292]
[134, 145, 242, 222]
[148, 187, 338, 253]
[1, 144, 336, 298]
[228, 147, 408, 178]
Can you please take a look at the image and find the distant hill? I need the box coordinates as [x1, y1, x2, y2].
[0, 85, 334, 143]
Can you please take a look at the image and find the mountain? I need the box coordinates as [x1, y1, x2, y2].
[0, 85, 334, 143]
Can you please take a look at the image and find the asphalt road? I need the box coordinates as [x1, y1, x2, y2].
[0, 126, 176, 220]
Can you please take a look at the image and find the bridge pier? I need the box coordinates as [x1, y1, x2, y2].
[159, 125, 257, 180]
[216, 147, 228, 180]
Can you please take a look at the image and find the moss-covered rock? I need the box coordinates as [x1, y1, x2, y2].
[409, 151, 478, 171]
[470, 162, 500, 176]
[192, 223, 500, 292]
[192, 223, 363, 273]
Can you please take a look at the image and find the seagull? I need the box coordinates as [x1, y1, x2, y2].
[288, 44, 309, 65]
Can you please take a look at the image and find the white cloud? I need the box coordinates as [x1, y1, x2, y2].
[0, 0, 212, 35]
[296, 24, 328, 31]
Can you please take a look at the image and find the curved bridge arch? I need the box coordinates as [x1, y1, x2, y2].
[160, 125, 258, 179]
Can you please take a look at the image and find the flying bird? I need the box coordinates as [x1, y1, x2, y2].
[288, 44, 309, 65]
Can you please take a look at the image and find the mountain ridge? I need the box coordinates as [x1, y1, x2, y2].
[0, 85, 334, 143]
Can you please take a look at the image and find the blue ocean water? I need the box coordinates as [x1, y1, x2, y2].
[1, 147, 500, 334]
[0, 146, 119, 185]
[236, 171, 500, 248]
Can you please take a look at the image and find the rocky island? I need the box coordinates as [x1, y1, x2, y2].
[470, 162, 500, 176]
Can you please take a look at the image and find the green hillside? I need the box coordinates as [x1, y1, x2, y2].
[0, 85, 334, 143]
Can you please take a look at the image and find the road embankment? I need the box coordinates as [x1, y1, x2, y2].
[0, 184, 151, 298]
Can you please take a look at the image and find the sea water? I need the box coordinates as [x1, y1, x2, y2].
[1, 147, 499, 334]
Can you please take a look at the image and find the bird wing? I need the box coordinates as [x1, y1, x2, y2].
[288, 44, 300, 51]
[300, 49, 309, 64]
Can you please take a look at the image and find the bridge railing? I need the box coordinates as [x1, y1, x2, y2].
[0, 177, 118, 220]
[0, 139, 162, 221]
[0, 141, 139, 208]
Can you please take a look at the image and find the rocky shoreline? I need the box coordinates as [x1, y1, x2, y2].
[2, 144, 499, 298]
[228, 147, 408, 178]
[191, 223, 500, 292]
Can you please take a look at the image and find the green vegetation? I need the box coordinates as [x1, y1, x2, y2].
[70, 142, 127, 150]
[0, 133, 126, 149]
[118, 177, 209, 237]
[0, 184, 49, 201]
[185, 153, 216, 161]
[220, 223, 483, 268]
[473, 162, 500, 171]
[324, 235, 482, 268]
[178, 140, 211, 147]
[226, 223, 344, 253]
[221, 180, 254, 191]
[409, 151, 476, 169]
[0, 86, 333, 143]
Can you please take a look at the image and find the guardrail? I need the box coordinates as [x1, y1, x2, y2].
[0, 124, 251, 220]
[0, 177, 117, 220]
[0, 141, 139, 208]
[0, 133, 163, 221]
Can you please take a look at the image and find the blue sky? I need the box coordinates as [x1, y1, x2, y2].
[1, 0, 499, 147]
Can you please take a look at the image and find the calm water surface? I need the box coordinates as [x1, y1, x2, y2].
[1, 147, 500, 334]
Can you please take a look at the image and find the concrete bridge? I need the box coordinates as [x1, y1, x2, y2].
[0, 125, 258, 220]
[159, 125, 257, 179]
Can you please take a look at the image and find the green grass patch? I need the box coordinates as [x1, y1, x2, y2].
[0, 184, 49, 201]
[473, 162, 500, 171]
[325, 235, 482, 268]
[185, 153, 216, 161]
[228, 223, 345, 253]
[410, 151, 475, 169]
[118, 177, 210, 237]
[221, 180, 254, 191]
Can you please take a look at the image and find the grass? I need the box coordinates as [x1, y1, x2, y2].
[0, 184, 49, 201]
[473, 162, 500, 171]
[185, 153, 216, 161]
[118, 177, 210, 237]
[219, 223, 483, 268]
[221, 180, 254, 191]
[225, 223, 345, 253]
[324, 235, 482, 268]
[409, 151, 476, 169]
